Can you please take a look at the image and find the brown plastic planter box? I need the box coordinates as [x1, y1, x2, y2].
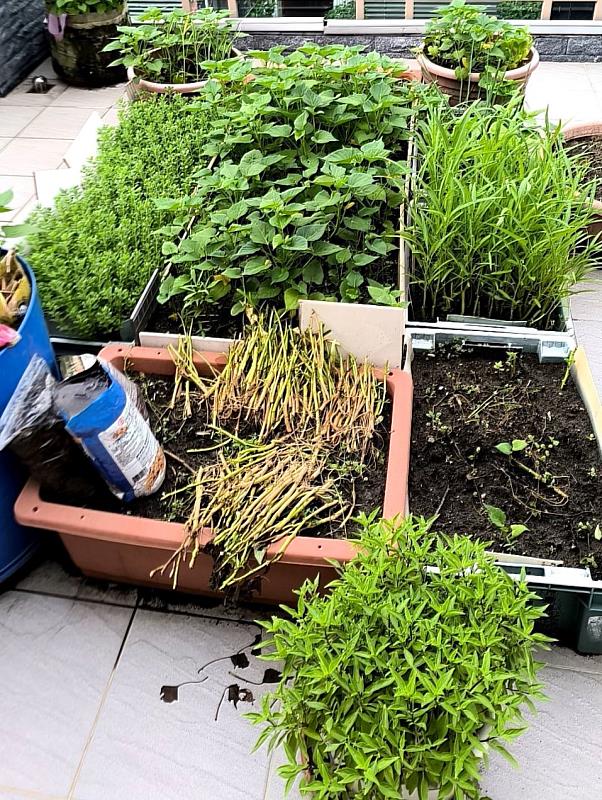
[14, 345, 413, 604]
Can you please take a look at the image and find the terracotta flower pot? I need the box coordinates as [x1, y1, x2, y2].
[127, 47, 244, 95]
[417, 47, 539, 105]
[14, 344, 413, 603]
[563, 122, 602, 240]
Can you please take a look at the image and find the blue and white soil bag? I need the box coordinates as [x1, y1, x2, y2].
[55, 359, 165, 501]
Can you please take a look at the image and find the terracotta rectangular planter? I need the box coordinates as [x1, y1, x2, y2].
[14, 344, 413, 604]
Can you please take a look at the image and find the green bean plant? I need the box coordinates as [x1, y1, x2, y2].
[46, 0, 123, 14]
[103, 7, 241, 84]
[404, 102, 600, 329]
[156, 45, 439, 326]
[24, 95, 210, 337]
[250, 513, 550, 800]
[421, 0, 533, 102]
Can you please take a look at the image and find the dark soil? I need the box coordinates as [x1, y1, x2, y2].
[566, 135, 602, 202]
[46, 373, 390, 538]
[410, 345, 602, 577]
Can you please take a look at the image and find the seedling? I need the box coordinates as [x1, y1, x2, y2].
[484, 504, 529, 543]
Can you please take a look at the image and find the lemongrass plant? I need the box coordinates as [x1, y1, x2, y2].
[404, 102, 601, 330]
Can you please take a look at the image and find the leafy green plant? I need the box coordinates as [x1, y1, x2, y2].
[484, 504, 528, 542]
[24, 95, 211, 337]
[239, 0, 276, 16]
[404, 102, 601, 329]
[46, 0, 123, 14]
[103, 7, 241, 84]
[156, 45, 437, 325]
[496, 1, 542, 20]
[250, 513, 550, 799]
[0, 190, 33, 242]
[326, 1, 356, 19]
[423, 0, 533, 76]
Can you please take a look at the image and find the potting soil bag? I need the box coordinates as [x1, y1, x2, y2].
[0, 356, 104, 499]
[55, 358, 166, 502]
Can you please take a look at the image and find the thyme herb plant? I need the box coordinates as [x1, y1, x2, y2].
[404, 103, 600, 329]
[24, 95, 210, 337]
[251, 514, 550, 800]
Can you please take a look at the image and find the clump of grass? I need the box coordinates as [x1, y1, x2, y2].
[404, 102, 601, 329]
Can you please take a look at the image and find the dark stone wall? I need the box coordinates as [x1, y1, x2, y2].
[238, 32, 602, 63]
[0, 0, 47, 97]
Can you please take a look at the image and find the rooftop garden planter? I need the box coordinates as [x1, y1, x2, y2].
[104, 7, 243, 95]
[14, 340, 413, 604]
[46, 1, 128, 87]
[563, 122, 602, 240]
[250, 515, 549, 800]
[417, 0, 538, 105]
[409, 342, 602, 654]
[402, 102, 600, 361]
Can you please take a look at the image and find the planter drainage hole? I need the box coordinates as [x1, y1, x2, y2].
[80, 514, 86, 520]
[32, 506, 38, 513]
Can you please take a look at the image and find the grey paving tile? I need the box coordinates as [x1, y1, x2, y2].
[571, 276, 602, 322]
[0, 138, 70, 176]
[0, 107, 43, 137]
[0, 138, 11, 152]
[16, 556, 138, 607]
[72, 610, 272, 800]
[0, 176, 35, 222]
[19, 107, 96, 141]
[137, 586, 271, 624]
[264, 749, 302, 800]
[574, 319, 602, 397]
[480, 652, 602, 800]
[0, 789, 65, 799]
[0, 82, 68, 107]
[0, 592, 132, 797]
[50, 85, 128, 110]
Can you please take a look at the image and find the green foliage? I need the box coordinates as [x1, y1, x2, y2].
[496, 1, 542, 20]
[158, 45, 438, 323]
[404, 102, 601, 329]
[239, 0, 276, 16]
[325, 1, 356, 19]
[484, 504, 528, 541]
[423, 0, 533, 99]
[24, 95, 210, 337]
[103, 7, 241, 84]
[250, 513, 550, 799]
[46, 0, 123, 14]
[0, 190, 33, 242]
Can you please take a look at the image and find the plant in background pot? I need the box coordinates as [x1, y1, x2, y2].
[45, 0, 128, 87]
[103, 6, 242, 94]
[250, 514, 550, 799]
[417, 0, 538, 104]
[563, 122, 602, 240]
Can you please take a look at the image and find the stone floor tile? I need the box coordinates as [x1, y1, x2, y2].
[71, 610, 272, 800]
[0, 176, 35, 222]
[0, 138, 70, 175]
[264, 749, 302, 800]
[0, 592, 132, 797]
[571, 275, 602, 323]
[0, 789, 66, 799]
[480, 657, 602, 800]
[0, 107, 43, 137]
[19, 107, 96, 141]
[574, 319, 602, 396]
[50, 85, 128, 110]
[137, 585, 272, 624]
[0, 81, 68, 107]
[0, 138, 11, 152]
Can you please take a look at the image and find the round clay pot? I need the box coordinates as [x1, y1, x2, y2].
[563, 122, 602, 239]
[417, 47, 539, 105]
[48, 6, 128, 88]
[127, 47, 244, 95]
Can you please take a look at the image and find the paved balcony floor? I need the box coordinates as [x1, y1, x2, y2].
[0, 57, 601, 800]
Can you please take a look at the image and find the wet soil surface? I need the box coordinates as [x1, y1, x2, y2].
[46, 374, 390, 539]
[410, 346, 602, 578]
[566, 135, 602, 201]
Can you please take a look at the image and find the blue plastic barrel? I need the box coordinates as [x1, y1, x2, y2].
[0, 252, 56, 582]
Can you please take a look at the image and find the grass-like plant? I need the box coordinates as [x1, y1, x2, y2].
[404, 102, 600, 329]
[250, 513, 550, 800]
[103, 7, 241, 84]
[24, 95, 210, 338]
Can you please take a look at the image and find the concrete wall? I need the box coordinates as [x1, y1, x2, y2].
[238, 32, 602, 62]
[0, 0, 47, 97]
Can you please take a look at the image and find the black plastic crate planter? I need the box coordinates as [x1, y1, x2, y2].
[410, 348, 602, 655]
